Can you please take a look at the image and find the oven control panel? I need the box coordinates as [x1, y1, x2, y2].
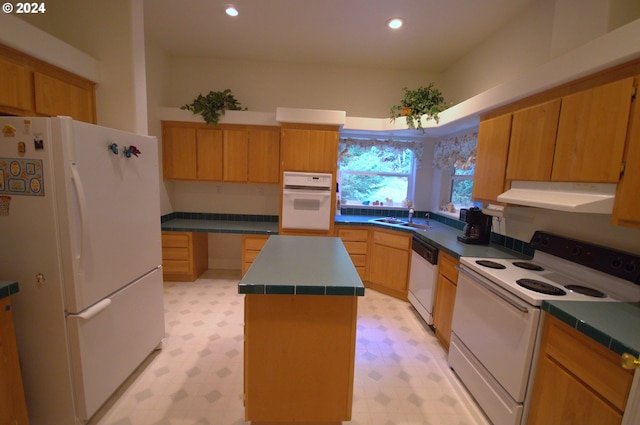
[531, 231, 640, 285]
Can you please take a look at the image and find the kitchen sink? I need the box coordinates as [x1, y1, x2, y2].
[401, 222, 431, 230]
[370, 217, 406, 225]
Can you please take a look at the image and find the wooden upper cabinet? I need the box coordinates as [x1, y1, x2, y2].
[0, 56, 33, 112]
[162, 125, 197, 180]
[0, 43, 96, 123]
[196, 128, 223, 180]
[223, 128, 250, 182]
[506, 99, 561, 181]
[472, 113, 512, 203]
[281, 124, 339, 173]
[612, 75, 640, 229]
[248, 127, 280, 183]
[33, 71, 95, 123]
[553, 77, 634, 182]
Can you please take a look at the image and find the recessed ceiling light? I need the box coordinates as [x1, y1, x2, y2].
[387, 18, 403, 29]
[225, 6, 239, 17]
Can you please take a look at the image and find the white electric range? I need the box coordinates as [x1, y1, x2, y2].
[449, 231, 640, 425]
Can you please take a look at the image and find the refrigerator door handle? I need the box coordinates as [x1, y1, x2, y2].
[70, 164, 88, 271]
[70, 298, 112, 321]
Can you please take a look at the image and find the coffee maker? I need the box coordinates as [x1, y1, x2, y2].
[457, 207, 492, 245]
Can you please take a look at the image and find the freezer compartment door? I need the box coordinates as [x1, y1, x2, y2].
[66, 268, 164, 422]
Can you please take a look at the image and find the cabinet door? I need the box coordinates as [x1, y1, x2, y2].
[196, 128, 223, 180]
[369, 243, 409, 294]
[472, 113, 512, 202]
[223, 128, 249, 182]
[248, 127, 280, 183]
[34, 71, 95, 123]
[0, 56, 33, 112]
[433, 274, 456, 350]
[0, 298, 29, 425]
[528, 356, 622, 425]
[162, 125, 197, 180]
[281, 126, 338, 173]
[553, 77, 634, 182]
[612, 76, 640, 228]
[506, 99, 561, 181]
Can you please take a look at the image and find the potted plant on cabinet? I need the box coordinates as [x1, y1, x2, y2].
[389, 83, 447, 132]
[181, 89, 247, 125]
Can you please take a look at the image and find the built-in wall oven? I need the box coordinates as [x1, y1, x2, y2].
[281, 171, 333, 231]
[449, 231, 640, 425]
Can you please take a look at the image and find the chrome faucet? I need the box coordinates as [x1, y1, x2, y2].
[425, 212, 430, 226]
[408, 208, 414, 223]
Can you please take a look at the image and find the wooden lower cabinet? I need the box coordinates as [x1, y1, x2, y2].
[244, 294, 357, 422]
[161, 231, 208, 281]
[0, 296, 29, 425]
[336, 226, 369, 280]
[241, 234, 270, 276]
[432, 252, 459, 350]
[367, 228, 411, 300]
[528, 315, 633, 425]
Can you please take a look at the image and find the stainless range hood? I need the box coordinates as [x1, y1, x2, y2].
[497, 181, 617, 214]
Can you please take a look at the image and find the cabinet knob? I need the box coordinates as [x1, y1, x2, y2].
[621, 352, 640, 369]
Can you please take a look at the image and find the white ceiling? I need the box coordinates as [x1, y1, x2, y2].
[144, 0, 535, 72]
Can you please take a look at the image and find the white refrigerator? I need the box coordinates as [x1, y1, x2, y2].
[0, 117, 165, 425]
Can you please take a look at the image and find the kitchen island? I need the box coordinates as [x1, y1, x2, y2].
[239, 235, 364, 424]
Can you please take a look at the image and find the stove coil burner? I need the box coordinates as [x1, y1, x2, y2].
[513, 261, 544, 271]
[516, 279, 566, 296]
[475, 260, 507, 269]
[565, 285, 606, 298]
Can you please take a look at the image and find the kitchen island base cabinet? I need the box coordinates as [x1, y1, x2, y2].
[244, 294, 357, 423]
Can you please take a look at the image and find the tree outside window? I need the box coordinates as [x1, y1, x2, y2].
[338, 144, 414, 207]
[450, 164, 474, 209]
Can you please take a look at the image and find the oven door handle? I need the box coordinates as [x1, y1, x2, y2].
[457, 266, 530, 314]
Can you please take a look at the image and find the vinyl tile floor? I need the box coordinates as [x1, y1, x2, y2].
[90, 270, 490, 425]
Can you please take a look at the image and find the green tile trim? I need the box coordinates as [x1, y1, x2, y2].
[238, 284, 265, 294]
[265, 285, 295, 295]
[0, 281, 19, 300]
[326, 286, 356, 296]
[295, 286, 325, 295]
[576, 321, 611, 348]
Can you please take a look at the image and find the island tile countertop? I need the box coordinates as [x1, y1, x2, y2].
[239, 235, 365, 296]
[0, 281, 19, 299]
[543, 300, 640, 357]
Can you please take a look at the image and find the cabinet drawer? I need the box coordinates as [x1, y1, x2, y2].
[162, 232, 190, 247]
[343, 241, 367, 255]
[349, 254, 366, 267]
[244, 250, 262, 263]
[338, 228, 368, 242]
[162, 246, 190, 260]
[543, 315, 633, 411]
[372, 230, 410, 250]
[438, 252, 459, 283]
[244, 235, 269, 250]
[163, 259, 190, 273]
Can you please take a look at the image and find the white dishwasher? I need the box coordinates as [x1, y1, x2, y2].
[407, 236, 439, 325]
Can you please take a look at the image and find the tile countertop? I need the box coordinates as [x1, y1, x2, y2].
[161, 218, 279, 235]
[238, 235, 365, 296]
[542, 300, 640, 358]
[335, 215, 523, 260]
[0, 281, 19, 299]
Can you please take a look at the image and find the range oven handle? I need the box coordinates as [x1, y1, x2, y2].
[457, 266, 530, 314]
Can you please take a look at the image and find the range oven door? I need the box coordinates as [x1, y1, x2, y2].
[281, 187, 332, 231]
[449, 265, 541, 425]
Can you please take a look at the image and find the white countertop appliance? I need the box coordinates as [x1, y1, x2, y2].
[281, 171, 333, 231]
[0, 117, 165, 425]
[408, 236, 439, 325]
[449, 231, 640, 425]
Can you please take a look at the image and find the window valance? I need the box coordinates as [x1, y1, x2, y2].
[339, 137, 424, 164]
[433, 131, 477, 170]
